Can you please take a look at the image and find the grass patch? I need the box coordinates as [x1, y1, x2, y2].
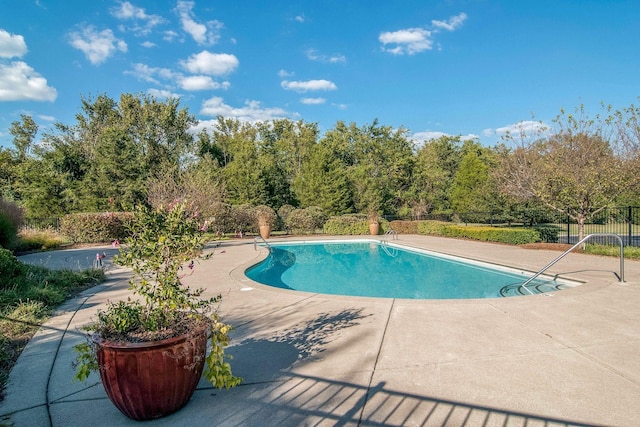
[0, 249, 105, 400]
[12, 227, 70, 253]
[585, 244, 640, 260]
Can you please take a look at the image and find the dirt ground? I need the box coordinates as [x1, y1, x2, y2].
[518, 242, 582, 252]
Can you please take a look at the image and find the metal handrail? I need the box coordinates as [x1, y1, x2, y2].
[521, 233, 625, 295]
[253, 235, 272, 251]
[380, 229, 398, 244]
[380, 244, 398, 257]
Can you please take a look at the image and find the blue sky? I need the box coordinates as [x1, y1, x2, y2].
[0, 0, 639, 149]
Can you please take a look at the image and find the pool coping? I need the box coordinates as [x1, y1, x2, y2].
[239, 236, 614, 303]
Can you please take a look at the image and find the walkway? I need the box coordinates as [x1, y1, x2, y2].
[1, 235, 640, 426]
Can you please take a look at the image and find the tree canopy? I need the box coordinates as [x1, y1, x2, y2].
[3, 93, 640, 230]
[496, 104, 640, 239]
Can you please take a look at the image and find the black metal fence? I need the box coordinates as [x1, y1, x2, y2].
[386, 206, 640, 247]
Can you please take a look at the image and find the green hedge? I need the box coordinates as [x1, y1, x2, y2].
[416, 220, 449, 236]
[60, 212, 133, 244]
[389, 220, 419, 234]
[440, 225, 541, 244]
[324, 214, 389, 235]
[285, 206, 327, 234]
[405, 219, 542, 244]
[533, 224, 561, 243]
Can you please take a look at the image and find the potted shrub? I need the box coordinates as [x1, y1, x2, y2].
[73, 202, 241, 421]
[254, 205, 277, 239]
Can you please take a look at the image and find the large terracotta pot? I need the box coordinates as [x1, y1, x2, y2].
[259, 224, 271, 239]
[369, 222, 380, 236]
[93, 326, 207, 421]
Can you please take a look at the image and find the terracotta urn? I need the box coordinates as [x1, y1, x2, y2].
[259, 224, 272, 239]
[93, 326, 207, 421]
[369, 222, 380, 236]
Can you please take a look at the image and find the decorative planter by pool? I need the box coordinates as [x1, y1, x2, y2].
[369, 222, 380, 236]
[259, 224, 272, 239]
[93, 326, 207, 421]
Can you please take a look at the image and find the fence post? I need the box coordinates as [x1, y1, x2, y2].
[566, 211, 570, 244]
[629, 206, 633, 247]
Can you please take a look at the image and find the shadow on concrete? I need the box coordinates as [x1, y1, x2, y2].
[197, 370, 599, 427]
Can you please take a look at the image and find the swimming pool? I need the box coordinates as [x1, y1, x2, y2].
[245, 240, 576, 299]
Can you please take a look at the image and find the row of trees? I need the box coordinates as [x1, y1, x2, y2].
[1, 93, 639, 241]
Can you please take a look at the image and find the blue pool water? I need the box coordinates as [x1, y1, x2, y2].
[245, 240, 574, 299]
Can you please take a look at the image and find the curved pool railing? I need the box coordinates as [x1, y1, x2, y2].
[254, 235, 272, 252]
[381, 229, 398, 245]
[520, 233, 625, 295]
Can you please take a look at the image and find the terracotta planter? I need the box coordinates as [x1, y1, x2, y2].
[93, 326, 207, 421]
[369, 222, 380, 236]
[259, 224, 271, 239]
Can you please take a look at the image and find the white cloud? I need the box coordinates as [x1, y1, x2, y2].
[179, 75, 230, 91]
[432, 12, 467, 31]
[148, 88, 181, 99]
[200, 96, 288, 122]
[379, 28, 433, 55]
[180, 51, 238, 75]
[175, 0, 223, 45]
[110, 1, 164, 36]
[127, 62, 230, 92]
[0, 30, 27, 58]
[295, 15, 305, 23]
[306, 48, 346, 63]
[163, 30, 179, 42]
[125, 62, 176, 84]
[68, 25, 127, 65]
[411, 130, 477, 146]
[278, 69, 294, 78]
[0, 61, 57, 101]
[111, 1, 148, 19]
[281, 79, 337, 92]
[380, 12, 467, 55]
[141, 41, 156, 48]
[37, 114, 55, 122]
[301, 97, 326, 105]
[493, 120, 550, 137]
[412, 130, 447, 142]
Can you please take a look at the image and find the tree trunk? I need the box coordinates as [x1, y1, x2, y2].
[578, 214, 586, 249]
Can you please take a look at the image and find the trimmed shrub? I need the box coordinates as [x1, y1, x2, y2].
[389, 220, 419, 234]
[305, 206, 328, 231]
[208, 202, 233, 234]
[278, 204, 295, 223]
[324, 214, 369, 235]
[533, 224, 561, 243]
[324, 214, 389, 235]
[417, 220, 449, 236]
[285, 206, 328, 234]
[230, 204, 257, 234]
[441, 225, 541, 245]
[60, 212, 133, 244]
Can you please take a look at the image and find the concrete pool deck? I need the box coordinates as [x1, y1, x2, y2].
[2, 235, 640, 426]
